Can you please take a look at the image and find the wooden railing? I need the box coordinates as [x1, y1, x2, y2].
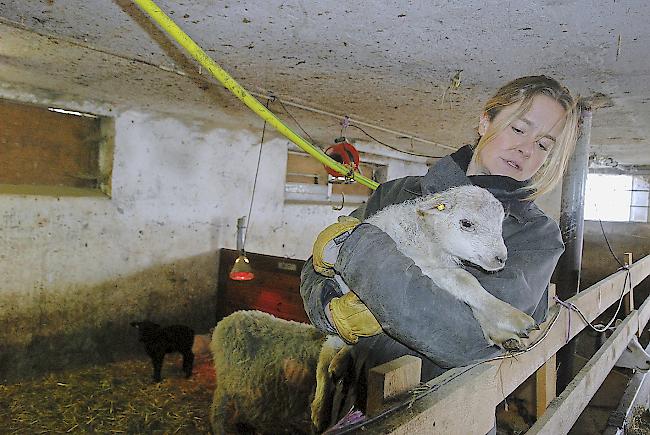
[345, 254, 650, 435]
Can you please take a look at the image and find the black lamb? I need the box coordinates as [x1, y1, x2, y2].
[131, 320, 195, 382]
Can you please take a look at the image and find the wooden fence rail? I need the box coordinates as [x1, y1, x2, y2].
[353, 254, 650, 434]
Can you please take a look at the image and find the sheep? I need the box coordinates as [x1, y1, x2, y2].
[209, 310, 350, 434]
[363, 185, 538, 350]
[616, 334, 650, 371]
[131, 320, 195, 382]
[598, 320, 650, 372]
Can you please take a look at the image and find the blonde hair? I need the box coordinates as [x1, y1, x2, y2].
[473, 75, 580, 200]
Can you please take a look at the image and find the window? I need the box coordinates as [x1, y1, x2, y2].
[285, 150, 385, 205]
[0, 99, 113, 197]
[584, 173, 649, 222]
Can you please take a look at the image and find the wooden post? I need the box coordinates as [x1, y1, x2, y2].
[367, 355, 422, 416]
[534, 284, 557, 417]
[624, 252, 634, 316]
[535, 355, 557, 417]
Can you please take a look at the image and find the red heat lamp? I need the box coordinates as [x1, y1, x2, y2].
[324, 138, 360, 178]
[229, 216, 255, 281]
[229, 253, 254, 281]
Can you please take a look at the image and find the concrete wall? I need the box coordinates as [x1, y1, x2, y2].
[0, 98, 428, 381]
[582, 220, 650, 292]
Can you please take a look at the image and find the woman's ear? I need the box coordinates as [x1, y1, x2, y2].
[478, 113, 489, 136]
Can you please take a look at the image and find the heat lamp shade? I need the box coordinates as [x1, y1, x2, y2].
[229, 253, 255, 281]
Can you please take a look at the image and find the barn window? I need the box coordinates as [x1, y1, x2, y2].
[284, 150, 385, 205]
[0, 98, 114, 197]
[584, 173, 649, 222]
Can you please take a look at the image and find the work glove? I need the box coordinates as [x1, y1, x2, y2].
[329, 290, 382, 344]
[312, 216, 361, 277]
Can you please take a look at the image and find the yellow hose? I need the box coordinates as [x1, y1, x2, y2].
[132, 0, 379, 190]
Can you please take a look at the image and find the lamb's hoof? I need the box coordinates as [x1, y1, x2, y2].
[502, 338, 524, 352]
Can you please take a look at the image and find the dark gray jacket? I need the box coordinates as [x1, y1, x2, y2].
[300, 145, 565, 369]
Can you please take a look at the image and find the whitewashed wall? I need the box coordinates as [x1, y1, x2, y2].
[0, 93, 428, 379]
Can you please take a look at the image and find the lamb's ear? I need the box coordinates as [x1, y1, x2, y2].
[416, 197, 451, 216]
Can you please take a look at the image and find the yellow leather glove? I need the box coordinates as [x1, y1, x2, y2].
[312, 216, 361, 277]
[329, 291, 382, 344]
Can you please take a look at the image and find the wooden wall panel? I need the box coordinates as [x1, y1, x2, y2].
[217, 248, 309, 323]
[0, 99, 100, 189]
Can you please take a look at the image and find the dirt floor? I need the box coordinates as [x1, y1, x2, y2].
[0, 354, 215, 434]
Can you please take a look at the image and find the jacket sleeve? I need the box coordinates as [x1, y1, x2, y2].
[464, 215, 565, 324]
[300, 257, 341, 334]
[334, 223, 502, 367]
[298, 184, 385, 334]
[333, 217, 564, 367]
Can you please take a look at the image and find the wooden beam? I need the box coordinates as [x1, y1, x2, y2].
[526, 312, 639, 434]
[362, 255, 650, 434]
[366, 355, 422, 416]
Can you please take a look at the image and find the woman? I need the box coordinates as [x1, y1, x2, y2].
[300, 75, 580, 389]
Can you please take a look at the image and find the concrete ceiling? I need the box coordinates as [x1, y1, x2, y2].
[1, 1, 649, 166]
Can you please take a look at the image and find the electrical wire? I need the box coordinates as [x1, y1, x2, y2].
[273, 95, 446, 159]
[276, 98, 317, 146]
[242, 99, 271, 251]
[348, 124, 446, 159]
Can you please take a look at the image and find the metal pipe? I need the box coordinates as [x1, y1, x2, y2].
[132, 0, 379, 190]
[555, 108, 592, 392]
[236, 216, 247, 252]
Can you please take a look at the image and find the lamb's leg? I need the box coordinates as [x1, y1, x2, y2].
[429, 268, 537, 351]
[182, 349, 194, 378]
[152, 354, 164, 382]
[311, 335, 347, 432]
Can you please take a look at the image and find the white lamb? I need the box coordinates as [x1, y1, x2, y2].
[364, 184, 538, 350]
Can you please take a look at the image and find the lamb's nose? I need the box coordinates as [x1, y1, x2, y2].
[495, 256, 506, 266]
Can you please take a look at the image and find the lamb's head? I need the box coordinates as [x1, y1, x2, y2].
[416, 185, 507, 272]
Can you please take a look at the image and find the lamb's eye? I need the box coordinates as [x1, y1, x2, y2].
[460, 219, 474, 231]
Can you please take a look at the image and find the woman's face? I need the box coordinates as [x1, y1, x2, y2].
[471, 94, 566, 181]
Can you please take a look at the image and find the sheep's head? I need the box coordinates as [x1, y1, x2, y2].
[416, 186, 507, 272]
[131, 320, 161, 342]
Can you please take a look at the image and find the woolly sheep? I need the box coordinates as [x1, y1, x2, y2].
[364, 185, 538, 350]
[131, 320, 195, 382]
[599, 320, 650, 372]
[209, 310, 349, 434]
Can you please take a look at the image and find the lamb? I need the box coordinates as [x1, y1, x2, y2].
[616, 334, 650, 371]
[364, 185, 538, 350]
[598, 320, 650, 372]
[131, 320, 195, 382]
[209, 310, 350, 434]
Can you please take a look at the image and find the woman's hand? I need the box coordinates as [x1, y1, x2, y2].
[328, 291, 382, 344]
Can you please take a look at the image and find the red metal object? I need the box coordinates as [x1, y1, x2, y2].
[324, 138, 360, 177]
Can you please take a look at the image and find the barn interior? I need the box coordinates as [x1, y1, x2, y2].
[1, 1, 650, 434]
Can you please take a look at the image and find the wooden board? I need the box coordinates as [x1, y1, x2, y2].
[0, 98, 101, 189]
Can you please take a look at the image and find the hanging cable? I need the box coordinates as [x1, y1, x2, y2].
[242, 98, 271, 252]
[348, 124, 446, 159]
[272, 95, 447, 159]
[277, 97, 316, 146]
